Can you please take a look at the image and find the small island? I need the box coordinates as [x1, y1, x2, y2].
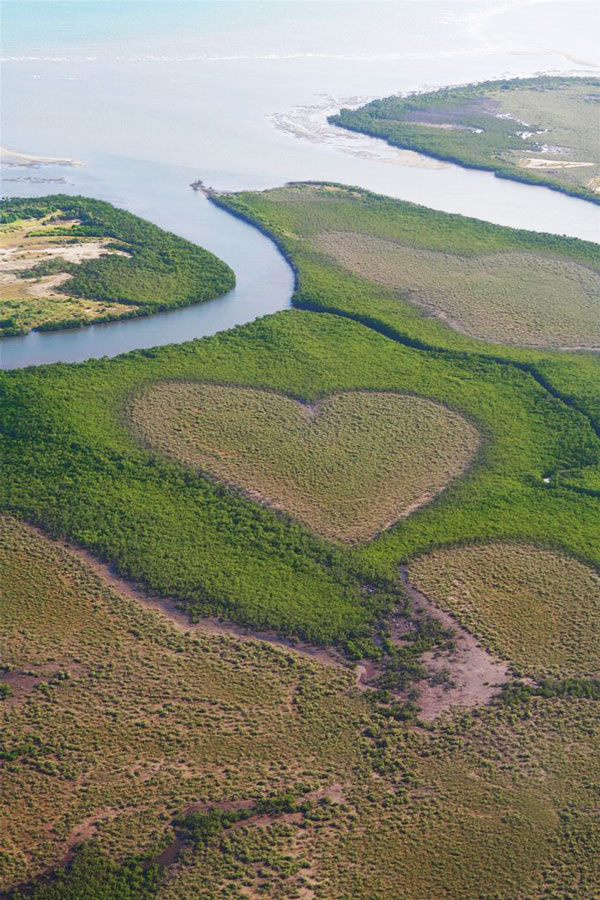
[0, 196, 235, 337]
[330, 76, 600, 203]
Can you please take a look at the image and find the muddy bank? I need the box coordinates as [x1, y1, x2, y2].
[353, 567, 510, 720]
[66, 541, 346, 671]
[60, 534, 510, 720]
[399, 566, 510, 719]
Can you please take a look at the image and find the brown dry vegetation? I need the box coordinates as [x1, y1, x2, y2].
[128, 384, 480, 543]
[407, 543, 600, 678]
[492, 83, 600, 192]
[0, 515, 362, 892]
[313, 231, 600, 350]
[0, 217, 133, 331]
[2, 517, 600, 899]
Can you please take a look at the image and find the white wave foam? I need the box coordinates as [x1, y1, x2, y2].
[1, 56, 97, 62]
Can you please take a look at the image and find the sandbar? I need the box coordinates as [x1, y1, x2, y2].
[518, 157, 594, 170]
[381, 149, 449, 169]
[1, 145, 83, 167]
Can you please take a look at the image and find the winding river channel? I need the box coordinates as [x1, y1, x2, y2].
[1, 1, 599, 370]
[1, 153, 599, 371]
[0, 186, 295, 370]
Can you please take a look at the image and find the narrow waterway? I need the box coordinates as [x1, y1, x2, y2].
[2, 152, 599, 370]
[0, 186, 294, 369]
[2, 0, 599, 370]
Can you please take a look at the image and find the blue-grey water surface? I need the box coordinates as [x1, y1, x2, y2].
[1, 1, 599, 368]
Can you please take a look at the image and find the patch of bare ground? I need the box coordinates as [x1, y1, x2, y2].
[0, 225, 133, 322]
[4, 271, 73, 301]
[518, 158, 594, 169]
[355, 568, 510, 719]
[416, 122, 482, 132]
[0, 239, 129, 272]
[399, 567, 510, 720]
[0, 239, 131, 304]
[355, 660, 377, 688]
[60, 809, 126, 865]
[62, 540, 346, 672]
[0, 661, 87, 710]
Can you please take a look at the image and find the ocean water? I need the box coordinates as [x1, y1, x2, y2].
[1, 1, 599, 366]
[2, 1, 599, 223]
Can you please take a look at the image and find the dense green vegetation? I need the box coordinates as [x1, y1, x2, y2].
[5, 846, 161, 900]
[0, 196, 235, 336]
[1, 303, 598, 648]
[216, 183, 600, 426]
[330, 76, 600, 202]
[173, 808, 254, 848]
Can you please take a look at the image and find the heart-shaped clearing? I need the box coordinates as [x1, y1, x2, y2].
[129, 384, 480, 543]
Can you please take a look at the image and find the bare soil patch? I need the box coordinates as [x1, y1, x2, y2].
[518, 158, 594, 169]
[0, 661, 87, 710]
[399, 567, 510, 720]
[0, 217, 133, 327]
[0, 238, 129, 272]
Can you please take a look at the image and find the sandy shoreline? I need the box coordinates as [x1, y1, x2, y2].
[381, 148, 449, 169]
[0, 145, 83, 168]
[518, 156, 594, 170]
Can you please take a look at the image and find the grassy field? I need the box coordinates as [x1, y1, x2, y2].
[408, 543, 600, 679]
[2, 184, 599, 897]
[314, 231, 600, 349]
[129, 383, 480, 543]
[330, 76, 600, 202]
[3, 516, 600, 900]
[0, 197, 235, 336]
[216, 183, 600, 426]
